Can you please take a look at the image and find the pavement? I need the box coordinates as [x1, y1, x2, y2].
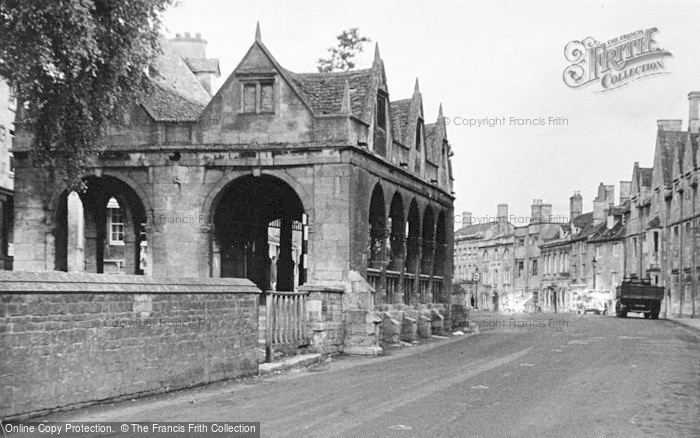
[24, 312, 699, 437]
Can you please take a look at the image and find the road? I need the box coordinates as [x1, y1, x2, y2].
[34, 312, 700, 438]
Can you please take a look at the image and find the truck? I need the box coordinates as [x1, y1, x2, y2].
[615, 278, 665, 319]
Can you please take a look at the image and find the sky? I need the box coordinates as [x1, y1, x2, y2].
[162, 0, 700, 226]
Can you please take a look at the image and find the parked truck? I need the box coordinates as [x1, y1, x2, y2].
[615, 278, 665, 319]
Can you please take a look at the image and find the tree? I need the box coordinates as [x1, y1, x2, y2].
[0, 0, 174, 188]
[317, 28, 371, 73]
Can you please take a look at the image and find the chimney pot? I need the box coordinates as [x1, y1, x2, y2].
[657, 119, 683, 132]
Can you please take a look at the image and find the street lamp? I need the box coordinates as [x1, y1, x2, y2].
[592, 256, 597, 290]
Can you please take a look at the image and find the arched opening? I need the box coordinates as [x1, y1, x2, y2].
[388, 192, 405, 271]
[213, 175, 305, 292]
[434, 210, 447, 277]
[54, 175, 147, 274]
[368, 183, 386, 269]
[405, 200, 421, 273]
[421, 207, 435, 274]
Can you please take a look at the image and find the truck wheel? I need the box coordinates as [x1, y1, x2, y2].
[617, 310, 627, 318]
[652, 307, 660, 319]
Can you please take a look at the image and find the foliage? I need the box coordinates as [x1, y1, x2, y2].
[317, 28, 371, 73]
[0, 0, 174, 188]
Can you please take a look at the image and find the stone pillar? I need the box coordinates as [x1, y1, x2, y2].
[422, 240, 436, 303]
[83, 218, 98, 273]
[278, 217, 294, 291]
[254, 221, 270, 291]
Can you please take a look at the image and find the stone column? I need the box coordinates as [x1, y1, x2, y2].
[83, 217, 98, 273]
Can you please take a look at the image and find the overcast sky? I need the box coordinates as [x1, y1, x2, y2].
[163, 0, 700, 225]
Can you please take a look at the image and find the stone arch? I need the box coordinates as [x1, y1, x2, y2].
[368, 182, 386, 269]
[405, 198, 421, 273]
[434, 210, 447, 277]
[47, 170, 153, 225]
[421, 205, 435, 275]
[211, 174, 306, 292]
[53, 174, 147, 275]
[203, 169, 311, 224]
[388, 191, 405, 271]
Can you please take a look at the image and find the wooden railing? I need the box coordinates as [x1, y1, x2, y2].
[385, 271, 400, 304]
[419, 275, 431, 303]
[366, 268, 381, 292]
[265, 291, 310, 363]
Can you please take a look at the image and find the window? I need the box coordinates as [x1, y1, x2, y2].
[376, 94, 386, 130]
[531, 260, 538, 277]
[613, 243, 620, 256]
[108, 198, 124, 245]
[241, 81, 275, 113]
[632, 237, 637, 257]
[653, 231, 659, 254]
[518, 237, 525, 246]
[582, 263, 587, 277]
[260, 83, 273, 112]
[415, 123, 422, 151]
[595, 245, 601, 258]
[517, 261, 524, 278]
[243, 83, 256, 113]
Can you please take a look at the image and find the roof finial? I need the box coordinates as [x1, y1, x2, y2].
[414, 78, 420, 93]
[255, 22, 262, 41]
[341, 80, 352, 114]
[374, 42, 380, 62]
[438, 103, 444, 118]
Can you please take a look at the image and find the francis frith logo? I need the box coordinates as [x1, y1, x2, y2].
[563, 28, 672, 92]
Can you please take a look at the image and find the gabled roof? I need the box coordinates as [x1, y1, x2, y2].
[284, 68, 373, 121]
[455, 222, 494, 238]
[391, 99, 412, 144]
[654, 129, 686, 187]
[184, 58, 220, 76]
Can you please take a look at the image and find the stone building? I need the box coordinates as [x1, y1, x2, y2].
[625, 93, 699, 318]
[512, 200, 562, 311]
[0, 78, 15, 270]
[12, 26, 454, 325]
[453, 205, 514, 310]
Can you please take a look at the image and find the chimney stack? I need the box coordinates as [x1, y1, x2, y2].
[531, 199, 542, 224]
[570, 191, 582, 222]
[689, 91, 700, 134]
[540, 204, 553, 222]
[169, 32, 220, 94]
[619, 181, 632, 204]
[604, 184, 615, 207]
[497, 204, 508, 223]
[462, 211, 472, 226]
[657, 119, 683, 132]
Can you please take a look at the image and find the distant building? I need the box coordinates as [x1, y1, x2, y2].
[0, 78, 16, 270]
[453, 205, 514, 310]
[512, 200, 561, 311]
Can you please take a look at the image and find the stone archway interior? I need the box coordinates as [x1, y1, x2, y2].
[214, 175, 305, 292]
[55, 176, 147, 274]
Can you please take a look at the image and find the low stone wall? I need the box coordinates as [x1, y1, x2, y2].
[0, 272, 260, 420]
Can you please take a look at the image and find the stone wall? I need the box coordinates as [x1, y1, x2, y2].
[301, 285, 344, 354]
[0, 272, 260, 420]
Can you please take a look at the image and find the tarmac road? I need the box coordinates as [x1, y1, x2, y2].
[30, 312, 700, 438]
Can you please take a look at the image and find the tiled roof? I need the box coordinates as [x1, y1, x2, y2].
[140, 82, 205, 122]
[656, 130, 686, 186]
[590, 220, 625, 242]
[184, 58, 220, 75]
[572, 212, 593, 229]
[391, 99, 412, 143]
[284, 69, 373, 121]
[139, 38, 211, 121]
[455, 222, 496, 238]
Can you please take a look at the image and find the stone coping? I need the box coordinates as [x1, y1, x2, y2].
[0, 271, 260, 294]
[298, 284, 345, 293]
